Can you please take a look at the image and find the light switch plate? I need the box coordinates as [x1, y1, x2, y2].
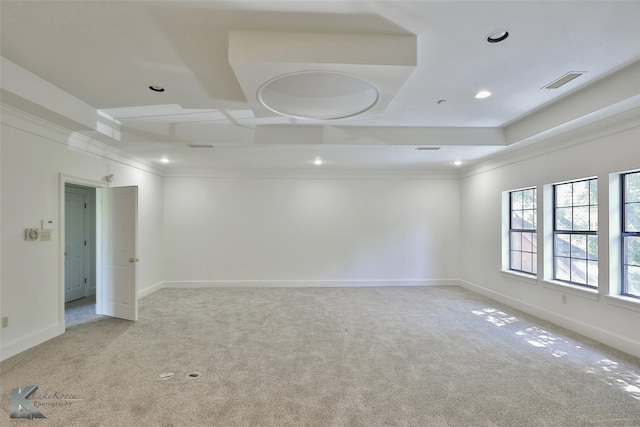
[40, 230, 52, 241]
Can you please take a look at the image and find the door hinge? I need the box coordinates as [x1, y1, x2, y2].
[84, 203, 87, 209]
[84, 278, 87, 284]
[84, 240, 87, 246]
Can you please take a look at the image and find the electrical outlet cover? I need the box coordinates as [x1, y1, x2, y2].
[25, 228, 39, 241]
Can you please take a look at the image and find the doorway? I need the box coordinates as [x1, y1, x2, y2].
[64, 184, 95, 302]
[59, 175, 140, 331]
[64, 184, 97, 325]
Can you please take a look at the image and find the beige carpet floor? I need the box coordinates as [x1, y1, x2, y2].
[1, 286, 639, 426]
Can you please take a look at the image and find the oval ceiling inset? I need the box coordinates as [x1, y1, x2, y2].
[257, 71, 379, 120]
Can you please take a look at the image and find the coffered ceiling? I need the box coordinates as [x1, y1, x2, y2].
[1, 1, 639, 173]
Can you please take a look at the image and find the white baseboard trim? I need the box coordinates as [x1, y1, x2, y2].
[460, 279, 640, 358]
[0, 324, 61, 362]
[138, 281, 166, 299]
[164, 279, 460, 289]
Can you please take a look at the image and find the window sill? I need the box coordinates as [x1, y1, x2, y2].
[500, 270, 538, 286]
[541, 280, 600, 301]
[605, 295, 640, 313]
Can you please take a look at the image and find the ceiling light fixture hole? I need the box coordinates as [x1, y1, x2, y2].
[487, 30, 509, 43]
[149, 85, 165, 92]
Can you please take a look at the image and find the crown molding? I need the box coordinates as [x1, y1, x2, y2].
[458, 105, 640, 179]
[1, 103, 163, 176]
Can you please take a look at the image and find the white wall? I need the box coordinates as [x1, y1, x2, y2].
[459, 114, 640, 357]
[164, 175, 460, 287]
[3, 92, 638, 362]
[0, 107, 164, 360]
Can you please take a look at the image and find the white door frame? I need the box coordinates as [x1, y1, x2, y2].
[58, 174, 106, 333]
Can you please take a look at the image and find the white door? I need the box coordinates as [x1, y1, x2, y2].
[99, 186, 138, 321]
[65, 188, 87, 302]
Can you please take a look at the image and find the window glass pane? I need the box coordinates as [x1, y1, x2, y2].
[555, 207, 572, 230]
[573, 206, 590, 230]
[511, 191, 523, 209]
[573, 181, 589, 205]
[587, 235, 598, 260]
[523, 209, 535, 229]
[521, 252, 534, 273]
[587, 261, 598, 286]
[555, 257, 570, 281]
[511, 251, 522, 271]
[509, 188, 536, 275]
[522, 189, 535, 209]
[553, 178, 596, 287]
[589, 206, 598, 231]
[589, 179, 598, 205]
[625, 236, 640, 267]
[522, 232, 533, 252]
[625, 203, 640, 232]
[531, 233, 538, 253]
[530, 209, 537, 229]
[532, 254, 538, 275]
[623, 173, 640, 295]
[556, 183, 573, 207]
[625, 266, 640, 297]
[626, 172, 640, 203]
[511, 232, 522, 251]
[511, 211, 523, 229]
[555, 234, 570, 257]
[570, 259, 587, 284]
[570, 234, 586, 259]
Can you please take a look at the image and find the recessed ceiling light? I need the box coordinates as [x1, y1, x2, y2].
[475, 90, 492, 99]
[454, 160, 462, 166]
[149, 85, 165, 92]
[487, 30, 509, 43]
[313, 158, 323, 166]
[160, 157, 169, 163]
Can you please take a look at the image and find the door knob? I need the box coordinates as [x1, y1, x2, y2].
[128, 257, 140, 263]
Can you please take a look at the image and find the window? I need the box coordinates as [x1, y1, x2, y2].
[509, 188, 537, 275]
[553, 178, 598, 287]
[622, 171, 640, 298]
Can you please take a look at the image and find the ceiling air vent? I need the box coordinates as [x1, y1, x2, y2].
[542, 72, 585, 90]
[188, 144, 215, 149]
[415, 146, 441, 151]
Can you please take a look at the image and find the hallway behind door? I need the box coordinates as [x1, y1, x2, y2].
[64, 185, 95, 303]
